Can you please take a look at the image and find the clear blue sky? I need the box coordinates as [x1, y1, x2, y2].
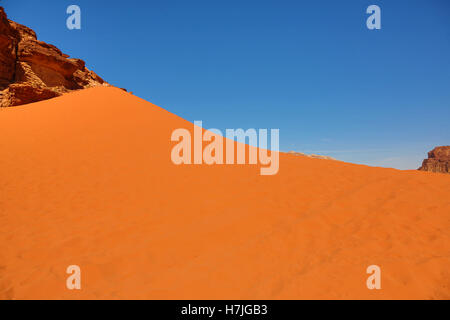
[3, 0, 450, 169]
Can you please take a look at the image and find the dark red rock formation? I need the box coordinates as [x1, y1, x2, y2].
[418, 146, 450, 174]
[0, 6, 110, 107]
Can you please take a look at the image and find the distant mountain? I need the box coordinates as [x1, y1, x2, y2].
[287, 151, 336, 161]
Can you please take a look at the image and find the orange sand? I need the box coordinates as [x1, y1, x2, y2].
[0, 87, 449, 300]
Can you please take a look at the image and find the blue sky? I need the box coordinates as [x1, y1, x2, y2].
[3, 0, 449, 169]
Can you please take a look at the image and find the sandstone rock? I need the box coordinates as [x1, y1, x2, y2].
[0, 6, 110, 107]
[0, 83, 60, 107]
[418, 146, 450, 174]
[0, 7, 18, 90]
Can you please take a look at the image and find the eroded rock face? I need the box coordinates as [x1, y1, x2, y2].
[0, 7, 110, 107]
[0, 7, 18, 90]
[419, 146, 450, 174]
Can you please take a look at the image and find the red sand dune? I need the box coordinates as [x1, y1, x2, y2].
[0, 87, 449, 300]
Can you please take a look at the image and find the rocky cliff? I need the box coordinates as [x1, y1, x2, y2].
[0, 7, 109, 107]
[419, 146, 450, 174]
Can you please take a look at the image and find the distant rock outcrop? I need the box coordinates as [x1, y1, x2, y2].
[287, 151, 336, 161]
[418, 146, 450, 174]
[0, 7, 110, 107]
